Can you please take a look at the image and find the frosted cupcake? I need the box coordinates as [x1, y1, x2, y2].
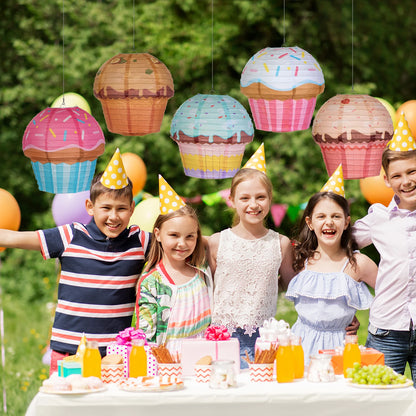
[170, 94, 254, 179]
[94, 53, 174, 136]
[240, 46, 325, 132]
[312, 94, 393, 179]
[22, 107, 105, 193]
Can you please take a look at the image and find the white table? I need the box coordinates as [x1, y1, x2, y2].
[26, 373, 416, 416]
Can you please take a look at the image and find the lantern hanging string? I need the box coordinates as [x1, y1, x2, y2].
[61, 0, 66, 106]
[132, 0, 136, 51]
[210, 0, 215, 93]
[0, 259, 7, 413]
[351, 0, 354, 92]
[282, 0, 286, 46]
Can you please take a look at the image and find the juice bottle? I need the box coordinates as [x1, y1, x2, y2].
[129, 339, 147, 378]
[82, 340, 102, 378]
[290, 335, 304, 379]
[343, 334, 361, 377]
[275, 335, 294, 383]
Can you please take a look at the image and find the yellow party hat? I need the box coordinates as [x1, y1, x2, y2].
[100, 148, 129, 189]
[159, 175, 186, 214]
[388, 112, 416, 151]
[243, 143, 266, 173]
[321, 164, 345, 197]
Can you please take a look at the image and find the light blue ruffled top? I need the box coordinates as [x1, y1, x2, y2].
[286, 258, 373, 364]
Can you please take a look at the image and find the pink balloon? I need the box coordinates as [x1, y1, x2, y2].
[52, 191, 92, 226]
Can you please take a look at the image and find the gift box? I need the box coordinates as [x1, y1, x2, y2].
[180, 326, 240, 376]
[319, 347, 384, 375]
[106, 327, 158, 378]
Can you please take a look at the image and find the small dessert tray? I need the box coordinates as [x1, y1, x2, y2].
[118, 376, 184, 392]
[39, 386, 106, 395]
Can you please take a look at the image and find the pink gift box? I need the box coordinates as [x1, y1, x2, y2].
[180, 338, 240, 376]
[106, 343, 158, 378]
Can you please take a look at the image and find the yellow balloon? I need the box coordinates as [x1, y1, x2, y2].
[129, 197, 159, 232]
[375, 97, 396, 126]
[51, 92, 92, 114]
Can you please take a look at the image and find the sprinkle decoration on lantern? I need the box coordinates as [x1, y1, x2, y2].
[22, 107, 105, 194]
[312, 94, 394, 179]
[240, 46, 325, 132]
[170, 94, 254, 179]
[94, 53, 174, 136]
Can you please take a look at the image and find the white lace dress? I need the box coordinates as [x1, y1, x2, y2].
[212, 228, 283, 335]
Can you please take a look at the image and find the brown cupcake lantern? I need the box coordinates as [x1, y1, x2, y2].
[94, 53, 174, 136]
[312, 94, 394, 179]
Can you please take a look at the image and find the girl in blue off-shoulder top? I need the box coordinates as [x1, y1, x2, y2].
[286, 190, 377, 365]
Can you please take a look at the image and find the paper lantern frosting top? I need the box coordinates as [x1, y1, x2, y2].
[94, 53, 174, 136]
[22, 106, 105, 193]
[240, 46, 325, 132]
[170, 94, 254, 179]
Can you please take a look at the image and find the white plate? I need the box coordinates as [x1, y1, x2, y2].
[346, 379, 413, 389]
[39, 386, 106, 395]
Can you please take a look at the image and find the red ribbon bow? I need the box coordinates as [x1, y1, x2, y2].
[204, 325, 230, 341]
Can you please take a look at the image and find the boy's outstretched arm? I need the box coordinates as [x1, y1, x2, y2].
[0, 229, 41, 251]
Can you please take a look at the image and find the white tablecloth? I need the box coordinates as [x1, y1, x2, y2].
[26, 373, 416, 416]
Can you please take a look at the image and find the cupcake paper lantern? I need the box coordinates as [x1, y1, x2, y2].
[170, 94, 254, 179]
[94, 53, 174, 136]
[22, 107, 105, 193]
[240, 46, 325, 132]
[312, 94, 394, 179]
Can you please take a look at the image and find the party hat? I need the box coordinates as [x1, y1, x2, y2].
[243, 143, 266, 173]
[388, 112, 416, 151]
[159, 175, 186, 214]
[320, 164, 345, 197]
[100, 148, 129, 189]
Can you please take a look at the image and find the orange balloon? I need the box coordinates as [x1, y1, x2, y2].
[0, 188, 21, 252]
[121, 152, 147, 197]
[396, 100, 416, 135]
[359, 170, 394, 207]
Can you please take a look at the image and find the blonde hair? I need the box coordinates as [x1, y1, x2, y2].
[382, 148, 416, 175]
[229, 168, 273, 225]
[144, 205, 205, 272]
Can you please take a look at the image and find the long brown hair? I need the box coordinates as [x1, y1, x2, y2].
[292, 192, 358, 272]
[144, 205, 205, 272]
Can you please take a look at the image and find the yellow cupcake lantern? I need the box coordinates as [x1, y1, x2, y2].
[159, 175, 186, 214]
[320, 164, 345, 197]
[388, 112, 416, 151]
[243, 143, 266, 173]
[100, 148, 129, 189]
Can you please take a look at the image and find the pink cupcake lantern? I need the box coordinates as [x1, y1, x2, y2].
[22, 107, 105, 193]
[312, 94, 394, 179]
[240, 46, 325, 132]
[170, 94, 254, 179]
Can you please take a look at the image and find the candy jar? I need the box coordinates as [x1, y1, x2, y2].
[129, 339, 147, 378]
[343, 334, 361, 377]
[210, 360, 236, 389]
[307, 354, 335, 382]
[83, 341, 102, 378]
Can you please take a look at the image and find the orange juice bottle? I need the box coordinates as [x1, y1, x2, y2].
[129, 339, 147, 378]
[82, 340, 102, 378]
[343, 334, 361, 377]
[290, 335, 304, 379]
[275, 335, 294, 383]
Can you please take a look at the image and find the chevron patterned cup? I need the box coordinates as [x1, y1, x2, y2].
[101, 363, 125, 384]
[157, 363, 183, 379]
[194, 365, 212, 383]
[249, 363, 274, 382]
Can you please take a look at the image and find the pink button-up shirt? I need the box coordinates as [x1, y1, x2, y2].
[353, 196, 416, 331]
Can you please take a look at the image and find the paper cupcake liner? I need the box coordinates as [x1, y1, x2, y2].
[248, 97, 317, 132]
[249, 363, 274, 382]
[157, 363, 183, 378]
[99, 97, 168, 136]
[31, 160, 96, 193]
[177, 142, 246, 179]
[319, 140, 387, 179]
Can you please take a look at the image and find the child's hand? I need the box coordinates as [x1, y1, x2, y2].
[345, 315, 360, 335]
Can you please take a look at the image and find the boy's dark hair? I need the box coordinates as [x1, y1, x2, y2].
[382, 148, 416, 175]
[89, 172, 134, 204]
[292, 192, 358, 272]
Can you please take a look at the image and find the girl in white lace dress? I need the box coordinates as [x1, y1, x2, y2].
[207, 168, 295, 368]
[286, 191, 377, 364]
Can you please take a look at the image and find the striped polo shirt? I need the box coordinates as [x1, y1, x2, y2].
[38, 220, 151, 355]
